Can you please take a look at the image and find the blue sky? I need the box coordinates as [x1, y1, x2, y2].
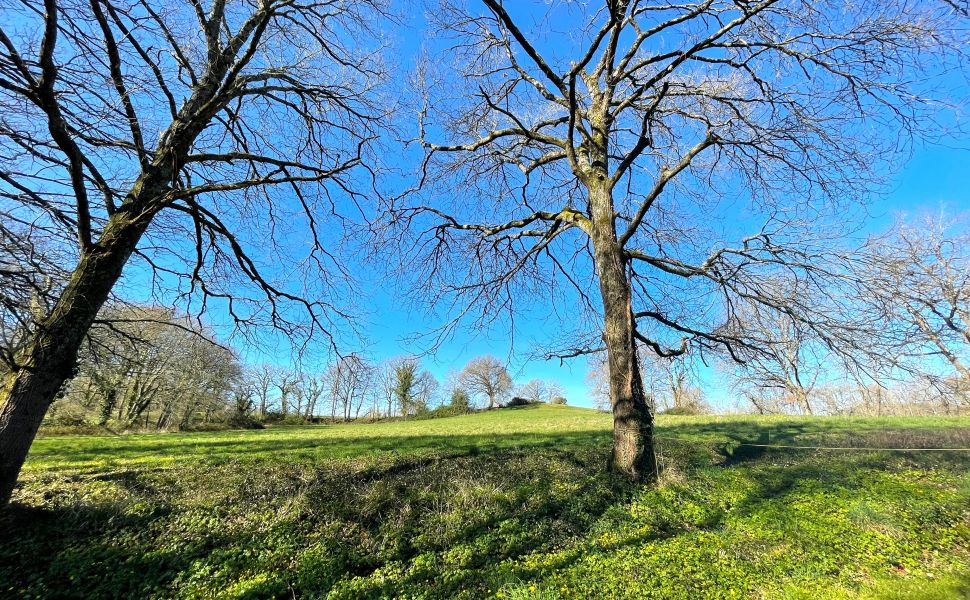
[254, 137, 970, 411]
[112, 2, 970, 410]
[341, 5, 970, 409]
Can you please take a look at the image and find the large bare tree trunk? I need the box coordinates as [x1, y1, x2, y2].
[0, 210, 151, 506]
[588, 181, 659, 482]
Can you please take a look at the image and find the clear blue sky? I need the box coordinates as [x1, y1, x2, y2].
[121, 4, 970, 410]
[359, 139, 970, 409]
[329, 6, 970, 409]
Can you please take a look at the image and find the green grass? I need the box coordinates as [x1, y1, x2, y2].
[3, 405, 969, 599]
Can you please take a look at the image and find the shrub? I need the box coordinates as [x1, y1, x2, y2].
[261, 410, 285, 423]
[227, 413, 266, 430]
[551, 396, 567, 405]
[410, 401, 483, 420]
[450, 388, 472, 414]
[506, 397, 543, 407]
[37, 424, 107, 436]
[660, 404, 708, 416]
[43, 414, 88, 427]
[180, 422, 231, 432]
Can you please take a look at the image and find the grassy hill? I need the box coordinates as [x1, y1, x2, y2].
[2, 405, 969, 598]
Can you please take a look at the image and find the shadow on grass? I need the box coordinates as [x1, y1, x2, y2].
[3, 430, 627, 598]
[6, 420, 969, 598]
[656, 418, 970, 468]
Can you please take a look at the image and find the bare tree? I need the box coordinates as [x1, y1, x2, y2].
[645, 355, 706, 414]
[0, 0, 391, 504]
[867, 217, 970, 379]
[393, 0, 967, 480]
[863, 216, 970, 412]
[325, 353, 374, 421]
[57, 304, 241, 429]
[516, 378, 564, 403]
[299, 373, 327, 420]
[516, 378, 549, 403]
[251, 364, 275, 418]
[273, 368, 299, 418]
[587, 349, 703, 413]
[459, 355, 512, 408]
[585, 354, 612, 412]
[722, 297, 823, 415]
[546, 381, 566, 405]
[374, 359, 398, 417]
[0, 235, 65, 367]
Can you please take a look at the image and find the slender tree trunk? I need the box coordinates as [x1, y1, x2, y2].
[156, 406, 171, 430]
[588, 180, 659, 482]
[0, 210, 151, 505]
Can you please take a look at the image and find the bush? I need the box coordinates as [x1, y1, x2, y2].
[44, 400, 90, 427]
[450, 388, 472, 414]
[180, 422, 232, 432]
[412, 406, 459, 420]
[37, 424, 107, 436]
[261, 410, 285, 423]
[660, 404, 708, 416]
[260, 411, 313, 425]
[505, 397, 541, 407]
[227, 413, 266, 430]
[551, 396, 567, 405]
[274, 415, 315, 426]
[43, 414, 88, 427]
[410, 401, 483, 420]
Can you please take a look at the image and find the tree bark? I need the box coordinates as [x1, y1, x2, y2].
[588, 181, 659, 482]
[0, 206, 153, 506]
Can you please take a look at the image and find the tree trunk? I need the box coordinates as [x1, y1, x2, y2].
[0, 208, 152, 506]
[790, 387, 813, 415]
[588, 180, 659, 482]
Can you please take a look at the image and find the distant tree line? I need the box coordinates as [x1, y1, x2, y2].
[40, 324, 568, 430]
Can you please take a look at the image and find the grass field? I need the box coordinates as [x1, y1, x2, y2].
[2, 405, 969, 599]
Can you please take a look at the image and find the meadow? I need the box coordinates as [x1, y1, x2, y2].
[2, 405, 969, 599]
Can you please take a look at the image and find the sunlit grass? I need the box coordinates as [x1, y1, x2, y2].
[4, 405, 969, 599]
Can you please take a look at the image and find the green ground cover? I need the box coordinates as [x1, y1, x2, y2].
[2, 405, 968, 599]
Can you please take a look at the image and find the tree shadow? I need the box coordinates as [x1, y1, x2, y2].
[7, 419, 969, 598]
[2, 429, 623, 598]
